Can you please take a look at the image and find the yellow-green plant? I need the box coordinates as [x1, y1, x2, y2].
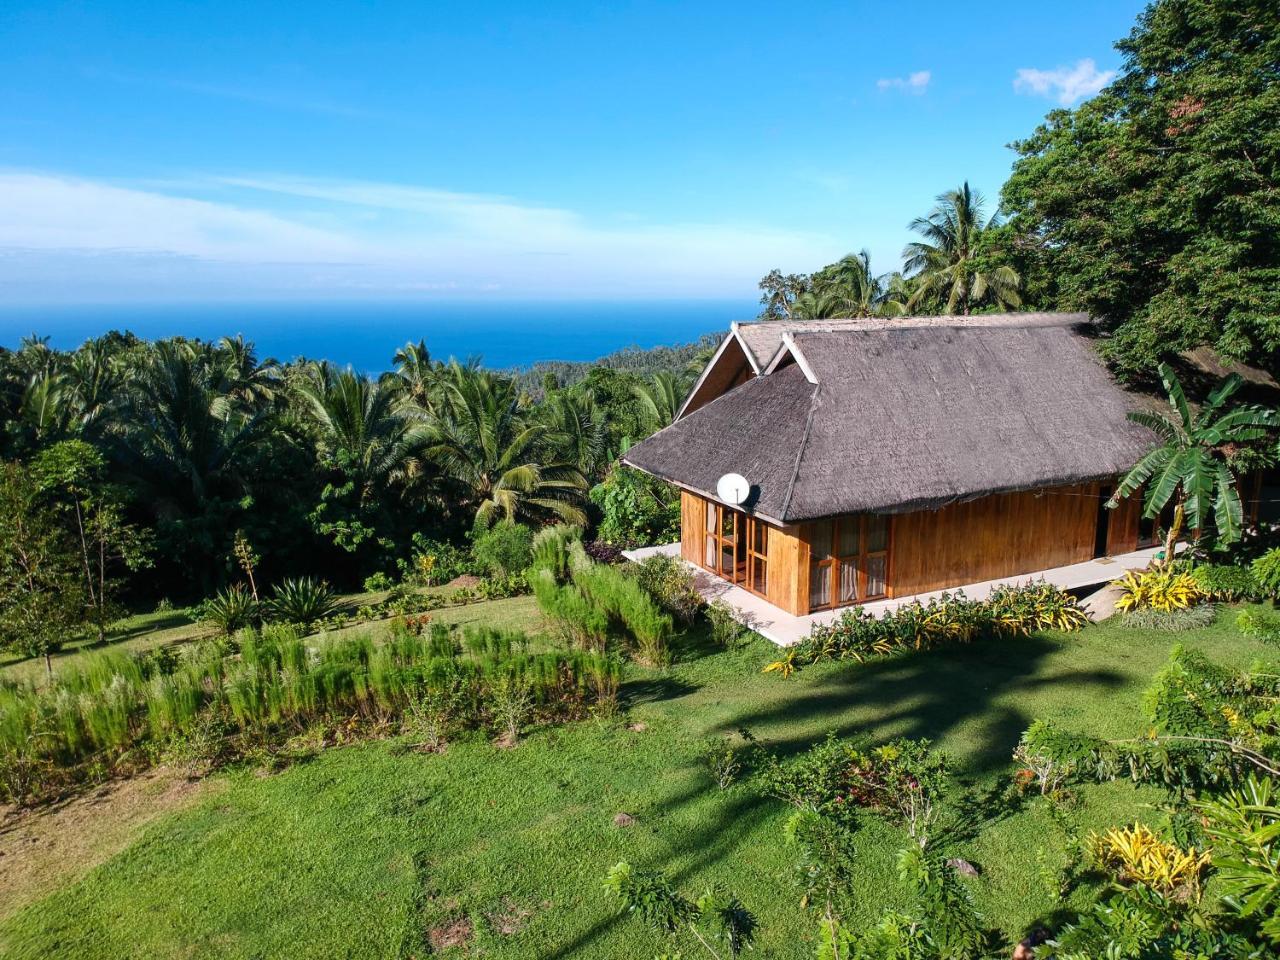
[1112, 567, 1204, 613]
[1088, 822, 1210, 899]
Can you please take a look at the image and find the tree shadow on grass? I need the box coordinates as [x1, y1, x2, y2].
[542, 634, 1130, 958]
[620, 675, 700, 708]
[719, 634, 1128, 776]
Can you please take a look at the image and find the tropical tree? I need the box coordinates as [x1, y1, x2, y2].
[295, 362, 428, 553]
[111, 340, 271, 591]
[1108, 362, 1275, 557]
[425, 364, 588, 526]
[539, 391, 608, 478]
[903, 182, 1022, 314]
[632, 372, 686, 433]
[792, 250, 898, 320]
[388, 339, 445, 409]
[1001, 0, 1280, 380]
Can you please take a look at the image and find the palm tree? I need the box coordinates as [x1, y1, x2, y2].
[389, 339, 444, 409]
[1109, 362, 1276, 558]
[903, 182, 1021, 315]
[632, 372, 685, 433]
[540, 391, 608, 478]
[425, 364, 588, 526]
[295, 362, 425, 505]
[112, 341, 270, 589]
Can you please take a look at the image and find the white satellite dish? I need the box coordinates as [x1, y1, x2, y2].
[716, 473, 751, 506]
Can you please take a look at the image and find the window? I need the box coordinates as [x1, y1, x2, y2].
[809, 515, 890, 613]
[701, 499, 769, 599]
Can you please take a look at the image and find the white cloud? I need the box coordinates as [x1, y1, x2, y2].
[1013, 58, 1115, 106]
[876, 70, 931, 95]
[0, 170, 841, 301]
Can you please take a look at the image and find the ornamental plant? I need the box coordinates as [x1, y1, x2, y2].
[1112, 567, 1204, 613]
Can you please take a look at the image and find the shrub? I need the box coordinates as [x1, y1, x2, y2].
[1122, 604, 1218, 632]
[470, 519, 534, 578]
[1087, 823, 1210, 899]
[202, 584, 258, 635]
[571, 555, 673, 666]
[760, 735, 949, 845]
[771, 583, 1086, 674]
[1190, 563, 1262, 602]
[705, 600, 744, 648]
[399, 535, 475, 586]
[583, 540, 623, 564]
[1252, 548, 1280, 599]
[531, 524, 582, 580]
[1237, 607, 1280, 644]
[362, 572, 395, 592]
[532, 568, 609, 651]
[590, 466, 680, 547]
[633, 554, 703, 625]
[267, 577, 340, 629]
[1112, 567, 1204, 613]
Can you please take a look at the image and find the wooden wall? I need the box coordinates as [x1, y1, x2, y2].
[766, 523, 807, 615]
[680, 491, 706, 565]
[889, 483, 1104, 597]
[681, 483, 1146, 615]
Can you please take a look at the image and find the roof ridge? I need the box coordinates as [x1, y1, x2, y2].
[779, 381, 821, 522]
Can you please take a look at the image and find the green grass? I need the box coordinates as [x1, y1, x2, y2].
[1, 606, 1271, 959]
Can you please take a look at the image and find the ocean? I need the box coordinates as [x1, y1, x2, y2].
[0, 299, 757, 372]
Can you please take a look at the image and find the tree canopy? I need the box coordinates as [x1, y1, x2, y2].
[1001, 0, 1280, 379]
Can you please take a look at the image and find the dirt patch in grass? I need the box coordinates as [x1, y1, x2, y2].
[0, 767, 224, 922]
[485, 897, 531, 936]
[428, 914, 474, 951]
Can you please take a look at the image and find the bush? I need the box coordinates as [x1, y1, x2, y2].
[583, 540, 623, 564]
[589, 466, 680, 547]
[760, 735, 949, 844]
[1112, 567, 1204, 612]
[470, 519, 534, 578]
[1122, 604, 1218, 632]
[705, 600, 744, 648]
[532, 568, 609, 650]
[633, 554, 703, 625]
[770, 582, 1086, 674]
[399, 535, 475, 586]
[1190, 563, 1262, 602]
[266, 577, 340, 630]
[571, 553, 673, 666]
[202, 584, 258, 635]
[362, 572, 395, 592]
[531, 524, 582, 581]
[1237, 607, 1280, 644]
[1252, 548, 1280, 599]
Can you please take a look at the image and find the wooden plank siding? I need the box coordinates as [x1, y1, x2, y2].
[889, 483, 1104, 597]
[679, 491, 706, 565]
[766, 523, 807, 615]
[679, 482, 1144, 616]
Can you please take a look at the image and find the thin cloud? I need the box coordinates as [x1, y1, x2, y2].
[0, 170, 841, 300]
[876, 71, 931, 95]
[1013, 58, 1115, 106]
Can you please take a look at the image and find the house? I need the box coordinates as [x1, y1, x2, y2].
[621, 313, 1168, 620]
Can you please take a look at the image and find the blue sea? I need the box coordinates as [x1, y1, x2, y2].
[0, 300, 756, 372]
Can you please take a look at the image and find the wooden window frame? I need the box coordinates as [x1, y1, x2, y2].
[701, 499, 769, 600]
[809, 515, 891, 613]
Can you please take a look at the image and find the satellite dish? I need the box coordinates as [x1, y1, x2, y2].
[716, 473, 751, 506]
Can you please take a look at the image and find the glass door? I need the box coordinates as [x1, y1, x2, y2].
[809, 515, 890, 613]
[702, 499, 770, 599]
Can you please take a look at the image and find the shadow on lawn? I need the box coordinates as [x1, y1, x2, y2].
[544, 634, 1129, 958]
[723, 633, 1127, 775]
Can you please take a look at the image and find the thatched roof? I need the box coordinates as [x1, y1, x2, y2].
[623, 314, 1156, 524]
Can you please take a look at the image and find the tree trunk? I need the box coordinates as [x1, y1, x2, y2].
[44, 651, 52, 677]
[1162, 502, 1185, 566]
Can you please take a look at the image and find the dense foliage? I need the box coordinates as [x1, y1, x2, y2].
[0, 333, 690, 664]
[1001, 0, 1280, 380]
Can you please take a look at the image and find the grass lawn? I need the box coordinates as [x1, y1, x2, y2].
[1, 606, 1271, 959]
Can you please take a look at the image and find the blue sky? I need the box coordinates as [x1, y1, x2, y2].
[0, 0, 1146, 303]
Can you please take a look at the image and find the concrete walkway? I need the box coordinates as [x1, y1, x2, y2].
[622, 543, 1163, 646]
